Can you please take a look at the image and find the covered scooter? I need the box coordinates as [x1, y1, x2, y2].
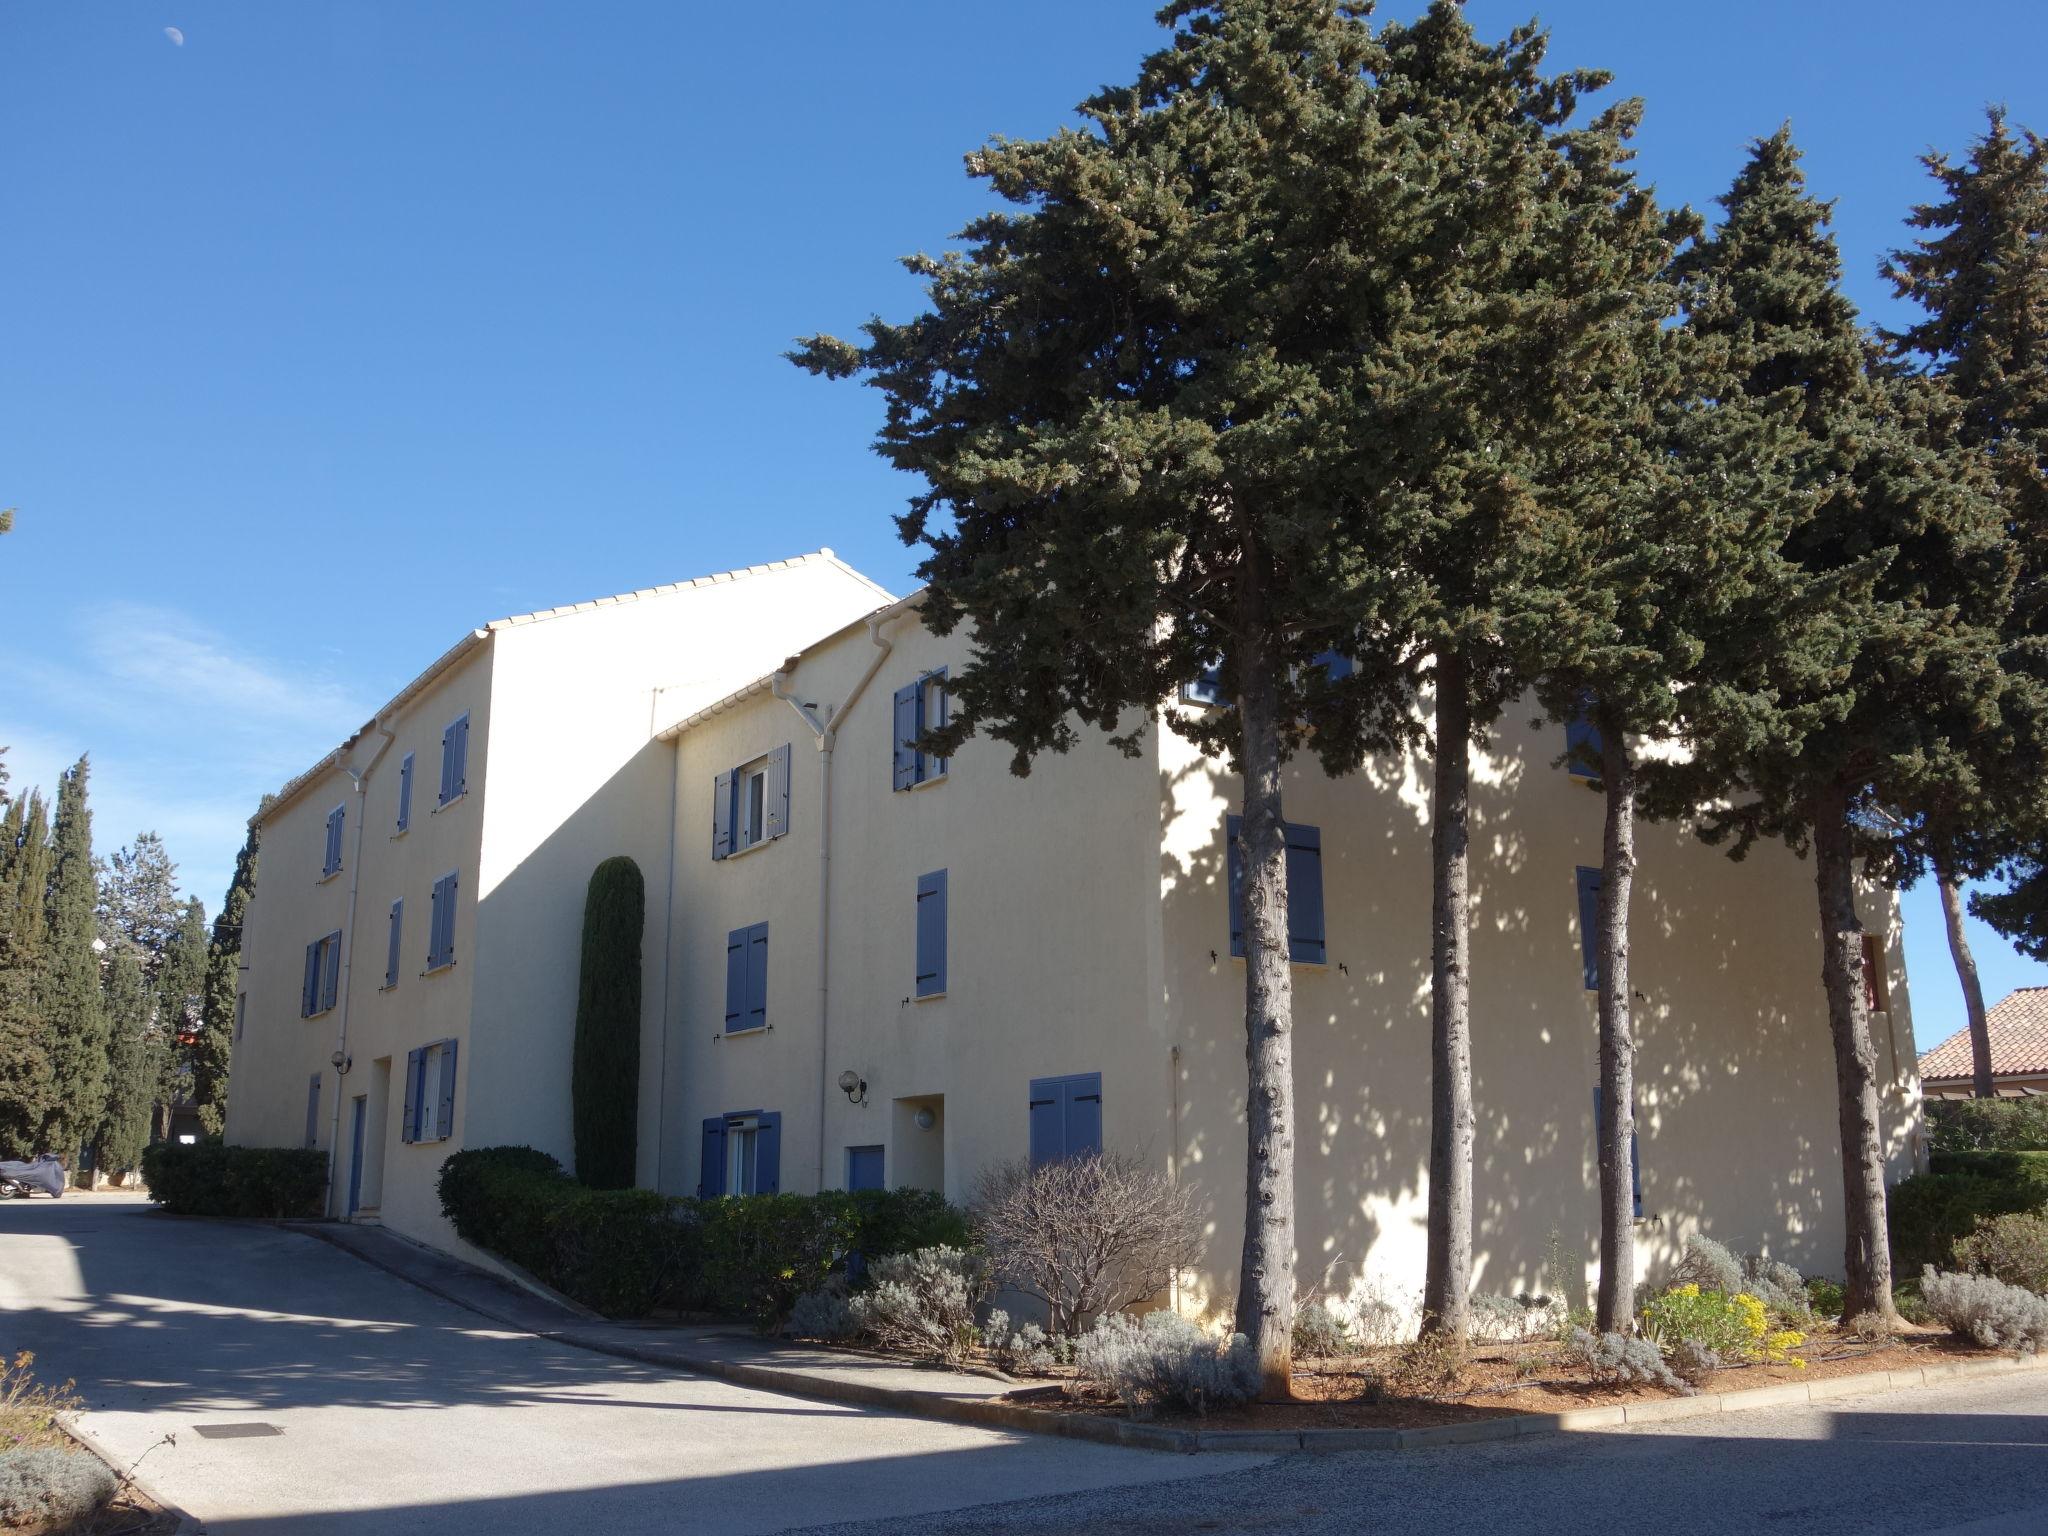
[0, 1155, 66, 1198]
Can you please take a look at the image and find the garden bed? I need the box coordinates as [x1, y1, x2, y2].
[991, 1320, 2006, 1432]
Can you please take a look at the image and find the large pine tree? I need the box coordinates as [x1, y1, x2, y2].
[0, 791, 56, 1156]
[96, 832, 186, 980]
[1665, 129, 2015, 1319]
[1881, 111, 2048, 993]
[38, 756, 110, 1160]
[195, 811, 266, 1135]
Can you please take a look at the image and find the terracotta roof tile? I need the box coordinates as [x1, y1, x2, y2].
[1919, 985, 2048, 1083]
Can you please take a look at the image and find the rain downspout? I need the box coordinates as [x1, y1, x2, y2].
[326, 722, 396, 1217]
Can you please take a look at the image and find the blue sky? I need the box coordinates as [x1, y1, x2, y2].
[2, 2, 2043, 1048]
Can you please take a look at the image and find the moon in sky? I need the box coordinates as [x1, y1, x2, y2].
[164, 27, 184, 46]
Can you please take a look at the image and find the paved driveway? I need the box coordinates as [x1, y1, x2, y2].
[0, 1196, 1253, 1534]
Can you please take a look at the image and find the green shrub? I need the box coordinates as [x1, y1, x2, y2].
[698, 1193, 859, 1326]
[1889, 1154, 2048, 1275]
[1926, 1099, 2048, 1154]
[436, 1146, 573, 1274]
[1640, 1285, 1755, 1357]
[572, 856, 643, 1190]
[549, 1187, 702, 1317]
[1804, 1276, 1846, 1320]
[140, 1139, 326, 1218]
[1953, 1212, 2048, 1296]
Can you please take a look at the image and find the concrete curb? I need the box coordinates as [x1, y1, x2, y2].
[297, 1225, 2048, 1456]
[58, 1413, 203, 1535]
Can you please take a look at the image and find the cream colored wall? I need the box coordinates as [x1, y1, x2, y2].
[662, 615, 1926, 1311]
[1157, 704, 1927, 1318]
[465, 558, 895, 1188]
[661, 610, 1167, 1204]
[224, 644, 493, 1250]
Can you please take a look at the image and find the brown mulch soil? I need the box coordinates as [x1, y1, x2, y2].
[1005, 1323, 2005, 1433]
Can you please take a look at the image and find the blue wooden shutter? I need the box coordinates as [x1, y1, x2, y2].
[305, 1073, 321, 1149]
[847, 1145, 885, 1191]
[699, 1118, 727, 1198]
[1065, 1074, 1103, 1157]
[756, 1111, 781, 1193]
[385, 900, 403, 988]
[396, 753, 414, 831]
[303, 939, 322, 1016]
[1226, 815, 1245, 958]
[766, 744, 791, 840]
[1566, 693, 1602, 781]
[402, 1049, 422, 1143]
[1575, 866, 1603, 991]
[1028, 1079, 1062, 1167]
[1594, 1085, 1643, 1218]
[915, 870, 947, 997]
[1286, 824, 1325, 964]
[892, 683, 920, 790]
[712, 770, 734, 859]
[324, 806, 344, 876]
[745, 923, 770, 1030]
[437, 1040, 458, 1141]
[320, 932, 342, 1012]
[1314, 649, 1355, 682]
[439, 720, 458, 804]
[1184, 660, 1226, 707]
[723, 928, 746, 1030]
[449, 714, 470, 800]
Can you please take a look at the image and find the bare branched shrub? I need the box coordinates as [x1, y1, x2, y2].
[972, 1152, 1202, 1336]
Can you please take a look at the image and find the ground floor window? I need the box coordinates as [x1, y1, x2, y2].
[701, 1109, 781, 1196]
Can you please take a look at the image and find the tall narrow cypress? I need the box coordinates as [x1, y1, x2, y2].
[0, 792, 56, 1156]
[38, 757, 109, 1160]
[195, 810, 266, 1135]
[93, 947, 154, 1176]
[572, 855, 644, 1189]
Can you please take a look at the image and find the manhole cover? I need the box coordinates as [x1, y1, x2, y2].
[193, 1423, 283, 1439]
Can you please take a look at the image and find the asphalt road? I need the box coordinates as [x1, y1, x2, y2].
[0, 1195, 1254, 1534]
[5, 1194, 2046, 1535]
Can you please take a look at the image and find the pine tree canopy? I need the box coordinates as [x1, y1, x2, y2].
[96, 831, 185, 978]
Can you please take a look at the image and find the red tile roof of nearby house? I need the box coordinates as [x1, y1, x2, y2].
[1919, 985, 2048, 1083]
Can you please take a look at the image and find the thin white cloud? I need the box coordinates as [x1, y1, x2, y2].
[85, 602, 367, 738]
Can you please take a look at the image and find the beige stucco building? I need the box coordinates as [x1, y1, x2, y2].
[229, 554, 1930, 1309]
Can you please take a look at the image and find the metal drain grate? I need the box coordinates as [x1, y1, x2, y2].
[193, 1423, 283, 1439]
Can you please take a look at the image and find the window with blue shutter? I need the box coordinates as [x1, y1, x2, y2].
[323, 805, 345, 878]
[438, 713, 470, 807]
[915, 870, 948, 998]
[1226, 816, 1326, 964]
[699, 1118, 725, 1197]
[1566, 693, 1602, 781]
[701, 1109, 781, 1194]
[723, 922, 769, 1031]
[401, 1040, 457, 1143]
[891, 671, 949, 789]
[1313, 649, 1355, 683]
[304, 1073, 322, 1149]
[1028, 1073, 1103, 1167]
[1575, 866, 1603, 991]
[303, 931, 342, 1016]
[712, 770, 735, 860]
[402, 1048, 422, 1143]
[847, 1145, 885, 1191]
[766, 743, 790, 839]
[302, 938, 322, 1017]
[427, 872, 459, 971]
[1593, 1084, 1643, 1218]
[396, 752, 415, 832]
[384, 899, 403, 989]
[713, 749, 792, 857]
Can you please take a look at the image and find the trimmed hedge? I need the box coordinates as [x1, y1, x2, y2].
[436, 1145, 969, 1322]
[1926, 1099, 2048, 1154]
[1890, 1151, 2048, 1275]
[140, 1139, 327, 1218]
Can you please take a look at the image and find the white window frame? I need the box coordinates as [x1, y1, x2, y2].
[724, 1114, 761, 1196]
[735, 756, 772, 853]
[416, 1042, 447, 1141]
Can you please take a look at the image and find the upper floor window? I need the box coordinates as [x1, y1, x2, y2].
[713, 745, 791, 859]
[1226, 816, 1326, 965]
[301, 930, 342, 1017]
[396, 752, 415, 833]
[322, 805, 346, 879]
[426, 872, 460, 972]
[1182, 659, 1226, 708]
[1566, 693, 1602, 782]
[438, 713, 470, 808]
[1862, 934, 1890, 1014]
[723, 921, 770, 1032]
[915, 870, 948, 999]
[384, 898, 404, 990]
[892, 670, 949, 789]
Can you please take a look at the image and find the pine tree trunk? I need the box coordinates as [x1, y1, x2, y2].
[1937, 867, 1995, 1099]
[1811, 782, 1898, 1321]
[1594, 704, 1637, 1334]
[1230, 592, 1297, 1400]
[1421, 646, 1474, 1340]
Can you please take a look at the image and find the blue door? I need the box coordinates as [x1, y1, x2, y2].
[846, 1145, 885, 1191]
[347, 1096, 367, 1216]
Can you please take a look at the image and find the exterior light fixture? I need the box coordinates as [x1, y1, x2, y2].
[837, 1070, 867, 1106]
[330, 1050, 352, 1075]
[914, 1107, 936, 1131]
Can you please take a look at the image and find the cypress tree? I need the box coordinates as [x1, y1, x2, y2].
[0, 792, 55, 1156]
[1880, 111, 2048, 1025]
[92, 946, 153, 1176]
[572, 855, 644, 1189]
[39, 757, 109, 1160]
[195, 810, 266, 1135]
[1663, 129, 2016, 1320]
[154, 898, 207, 1138]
